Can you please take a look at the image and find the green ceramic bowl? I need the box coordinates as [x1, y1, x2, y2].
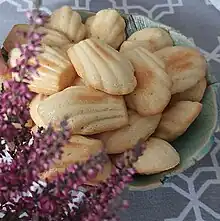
[78, 11, 220, 190]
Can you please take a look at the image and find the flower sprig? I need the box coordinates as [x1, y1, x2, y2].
[0, 6, 147, 221]
[10, 12, 49, 82]
[0, 11, 48, 144]
[0, 119, 71, 205]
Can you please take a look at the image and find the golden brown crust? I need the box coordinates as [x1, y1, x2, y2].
[155, 46, 207, 94]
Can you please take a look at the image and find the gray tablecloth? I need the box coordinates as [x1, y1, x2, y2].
[0, 1, 220, 221]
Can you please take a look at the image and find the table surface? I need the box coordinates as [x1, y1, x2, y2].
[0, 1, 220, 221]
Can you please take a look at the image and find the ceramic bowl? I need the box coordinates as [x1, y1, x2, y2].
[78, 10, 220, 190]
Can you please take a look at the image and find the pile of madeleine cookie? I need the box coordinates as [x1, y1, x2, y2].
[2, 6, 207, 183]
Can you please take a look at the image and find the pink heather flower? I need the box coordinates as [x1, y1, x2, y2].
[26, 10, 49, 26]
[0, 120, 71, 206]
[0, 80, 33, 142]
[31, 151, 109, 220]
[0, 151, 109, 220]
[11, 37, 43, 82]
[10, 11, 48, 82]
[0, 9, 47, 142]
[0, 81, 33, 123]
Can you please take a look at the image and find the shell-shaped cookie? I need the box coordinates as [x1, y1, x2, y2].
[9, 44, 76, 95]
[97, 110, 161, 154]
[41, 135, 112, 183]
[134, 137, 180, 175]
[56, 135, 103, 165]
[170, 77, 207, 105]
[3, 25, 71, 52]
[37, 86, 129, 135]
[154, 101, 202, 142]
[155, 46, 207, 94]
[123, 28, 173, 52]
[86, 9, 126, 49]
[67, 38, 137, 95]
[30, 94, 48, 127]
[45, 6, 86, 43]
[123, 47, 172, 116]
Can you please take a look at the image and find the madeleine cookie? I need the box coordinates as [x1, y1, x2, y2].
[3, 24, 73, 53]
[30, 94, 48, 127]
[97, 110, 161, 154]
[123, 47, 172, 116]
[55, 135, 103, 166]
[121, 28, 173, 52]
[56, 135, 112, 183]
[45, 6, 86, 43]
[170, 77, 207, 105]
[86, 9, 126, 49]
[155, 46, 207, 94]
[37, 86, 128, 135]
[67, 38, 137, 95]
[41, 135, 112, 183]
[134, 137, 180, 175]
[9, 44, 76, 95]
[154, 101, 202, 141]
